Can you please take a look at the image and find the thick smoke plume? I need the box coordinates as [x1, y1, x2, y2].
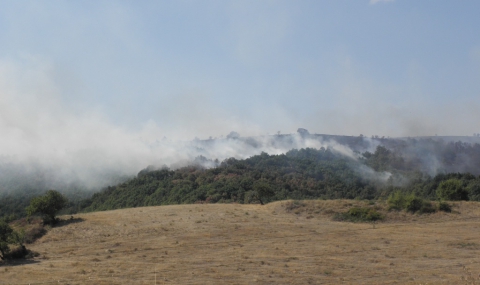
[0, 58, 365, 193]
[2, 58, 480, 195]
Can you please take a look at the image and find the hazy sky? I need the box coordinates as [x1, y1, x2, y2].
[1, 1, 480, 155]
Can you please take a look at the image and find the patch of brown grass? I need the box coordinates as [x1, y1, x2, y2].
[10, 217, 47, 244]
[1, 200, 480, 284]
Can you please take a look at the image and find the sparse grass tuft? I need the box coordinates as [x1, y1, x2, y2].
[449, 242, 479, 249]
[284, 200, 306, 212]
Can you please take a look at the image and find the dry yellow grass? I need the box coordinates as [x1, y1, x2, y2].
[2, 200, 480, 284]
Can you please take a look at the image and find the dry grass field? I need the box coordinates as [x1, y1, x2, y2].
[2, 200, 480, 284]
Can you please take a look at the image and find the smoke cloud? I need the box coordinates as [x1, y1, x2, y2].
[2, 56, 480, 195]
[0, 57, 359, 192]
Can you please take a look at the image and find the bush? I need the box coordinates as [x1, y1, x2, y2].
[405, 196, 435, 214]
[387, 191, 407, 210]
[388, 191, 435, 214]
[404, 196, 424, 213]
[438, 201, 452, 213]
[334, 207, 384, 223]
[467, 181, 480, 201]
[0, 221, 13, 260]
[4, 245, 28, 259]
[0, 221, 34, 261]
[437, 179, 468, 201]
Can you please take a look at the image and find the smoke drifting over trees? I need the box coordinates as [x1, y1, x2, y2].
[1, 58, 480, 197]
[2, 126, 480, 196]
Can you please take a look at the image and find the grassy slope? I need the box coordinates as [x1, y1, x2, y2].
[2, 200, 480, 284]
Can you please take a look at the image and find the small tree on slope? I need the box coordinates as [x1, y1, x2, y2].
[0, 221, 13, 260]
[26, 190, 68, 225]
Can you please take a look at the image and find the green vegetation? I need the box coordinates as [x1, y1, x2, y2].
[387, 191, 452, 214]
[438, 201, 452, 213]
[0, 219, 32, 261]
[81, 148, 372, 211]
[404, 196, 435, 214]
[437, 179, 469, 201]
[387, 191, 409, 211]
[252, 180, 275, 205]
[3, 136, 480, 218]
[26, 190, 69, 225]
[334, 207, 384, 223]
[75, 146, 480, 213]
[387, 191, 435, 214]
[0, 221, 13, 260]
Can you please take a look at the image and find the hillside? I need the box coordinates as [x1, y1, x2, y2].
[79, 145, 480, 213]
[3, 200, 480, 284]
[81, 148, 370, 211]
[3, 135, 480, 219]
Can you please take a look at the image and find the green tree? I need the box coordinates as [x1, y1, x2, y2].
[253, 180, 275, 205]
[436, 179, 469, 201]
[26, 190, 68, 225]
[467, 180, 480, 201]
[387, 191, 408, 210]
[0, 221, 13, 260]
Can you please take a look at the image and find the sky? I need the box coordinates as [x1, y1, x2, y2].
[0, 0, 480, 187]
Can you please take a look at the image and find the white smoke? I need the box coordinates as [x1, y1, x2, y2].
[0, 57, 366, 191]
[1, 55, 478, 194]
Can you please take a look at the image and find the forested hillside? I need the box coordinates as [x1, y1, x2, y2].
[80, 144, 480, 212]
[82, 148, 365, 211]
[3, 135, 480, 217]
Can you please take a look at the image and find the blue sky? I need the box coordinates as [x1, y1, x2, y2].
[1, 0, 479, 142]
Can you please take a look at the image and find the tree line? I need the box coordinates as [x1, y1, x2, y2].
[79, 146, 480, 212]
[3, 137, 480, 218]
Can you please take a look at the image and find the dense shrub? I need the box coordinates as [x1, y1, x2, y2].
[334, 207, 384, 223]
[438, 201, 452, 213]
[4, 245, 28, 259]
[405, 196, 435, 214]
[436, 179, 469, 201]
[388, 191, 435, 214]
[387, 191, 408, 210]
[0, 221, 34, 261]
[0, 221, 13, 260]
[467, 181, 480, 201]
